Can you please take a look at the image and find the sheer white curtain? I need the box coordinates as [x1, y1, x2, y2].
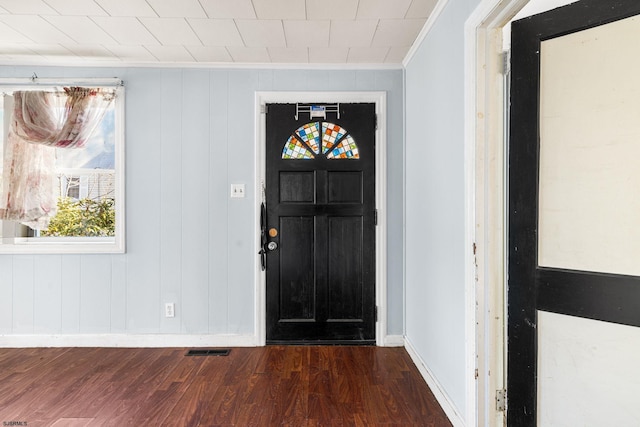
[0, 88, 116, 229]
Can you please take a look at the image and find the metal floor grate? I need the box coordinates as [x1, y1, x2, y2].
[185, 349, 231, 357]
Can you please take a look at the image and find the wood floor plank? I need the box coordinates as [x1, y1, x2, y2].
[0, 346, 452, 426]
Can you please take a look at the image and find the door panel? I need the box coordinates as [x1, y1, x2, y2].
[327, 172, 363, 204]
[537, 312, 640, 426]
[279, 216, 315, 321]
[538, 14, 640, 276]
[327, 216, 363, 321]
[265, 103, 376, 344]
[279, 172, 315, 203]
[508, 1, 640, 425]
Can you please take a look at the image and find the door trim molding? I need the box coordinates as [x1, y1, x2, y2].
[465, 0, 529, 425]
[254, 91, 388, 346]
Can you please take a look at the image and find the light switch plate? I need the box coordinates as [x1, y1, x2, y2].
[230, 183, 245, 198]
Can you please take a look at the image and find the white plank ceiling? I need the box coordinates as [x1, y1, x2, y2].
[0, 0, 437, 65]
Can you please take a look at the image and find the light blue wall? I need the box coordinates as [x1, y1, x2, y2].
[0, 65, 404, 337]
[404, 0, 481, 418]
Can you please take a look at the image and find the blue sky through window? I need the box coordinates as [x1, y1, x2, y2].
[55, 108, 115, 170]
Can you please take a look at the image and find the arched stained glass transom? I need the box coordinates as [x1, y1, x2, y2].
[282, 122, 360, 159]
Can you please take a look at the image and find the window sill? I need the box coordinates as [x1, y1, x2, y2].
[0, 236, 124, 254]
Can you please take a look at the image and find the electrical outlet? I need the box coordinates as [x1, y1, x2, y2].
[165, 302, 175, 318]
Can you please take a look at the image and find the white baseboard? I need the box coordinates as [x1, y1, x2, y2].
[404, 337, 466, 427]
[0, 333, 406, 349]
[384, 334, 405, 347]
[0, 334, 258, 348]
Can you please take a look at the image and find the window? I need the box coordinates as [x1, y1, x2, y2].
[0, 80, 125, 253]
[282, 122, 360, 159]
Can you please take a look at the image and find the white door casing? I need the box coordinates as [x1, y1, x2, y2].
[254, 92, 388, 347]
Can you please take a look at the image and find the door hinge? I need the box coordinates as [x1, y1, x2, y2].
[374, 209, 378, 226]
[496, 389, 506, 412]
[261, 104, 268, 114]
[500, 51, 511, 75]
[375, 306, 378, 322]
[374, 114, 378, 130]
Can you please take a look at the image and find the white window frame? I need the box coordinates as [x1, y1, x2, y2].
[0, 78, 125, 254]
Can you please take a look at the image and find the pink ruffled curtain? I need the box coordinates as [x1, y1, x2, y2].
[0, 130, 57, 230]
[0, 88, 116, 229]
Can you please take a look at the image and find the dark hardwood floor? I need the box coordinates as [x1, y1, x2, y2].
[0, 346, 452, 426]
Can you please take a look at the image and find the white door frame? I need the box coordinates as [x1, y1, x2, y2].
[465, 0, 529, 425]
[254, 91, 388, 347]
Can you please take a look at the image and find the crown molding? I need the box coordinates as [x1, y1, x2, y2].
[0, 59, 403, 71]
[403, 0, 452, 67]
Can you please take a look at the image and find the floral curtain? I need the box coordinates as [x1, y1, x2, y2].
[0, 87, 116, 230]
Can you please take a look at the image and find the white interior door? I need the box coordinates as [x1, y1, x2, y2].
[508, 1, 640, 425]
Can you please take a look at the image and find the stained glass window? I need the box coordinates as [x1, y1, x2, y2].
[322, 122, 347, 154]
[282, 135, 315, 159]
[297, 122, 320, 154]
[282, 122, 359, 160]
[326, 135, 359, 159]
